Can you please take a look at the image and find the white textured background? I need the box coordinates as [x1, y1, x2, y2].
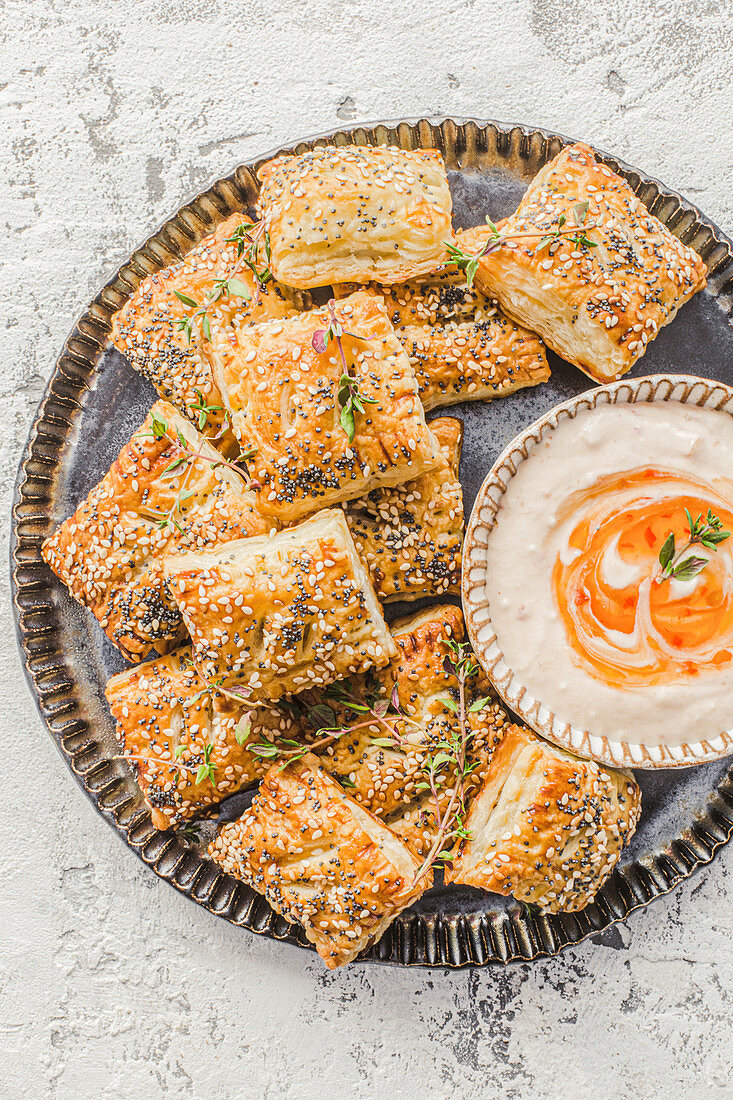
[3, 2, 733, 1097]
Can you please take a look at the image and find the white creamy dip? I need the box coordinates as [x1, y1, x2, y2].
[483, 400, 733, 746]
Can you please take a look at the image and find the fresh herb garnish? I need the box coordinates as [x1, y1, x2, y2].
[226, 221, 273, 294]
[234, 714, 252, 746]
[169, 740, 217, 785]
[312, 300, 376, 443]
[140, 417, 256, 533]
[171, 219, 273, 346]
[337, 372, 377, 443]
[247, 680, 415, 772]
[411, 639, 490, 886]
[187, 389, 229, 433]
[173, 270, 251, 345]
[194, 742, 217, 786]
[657, 508, 730, 583]
[445, 205, 599, 288]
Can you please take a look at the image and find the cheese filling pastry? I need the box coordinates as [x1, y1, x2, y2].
[105, 647, 308, 830]
[256, 145, 453, 288]
[317, 605, 510, 847]
[469, 143, 707, 382]
[164, 508, 397, 701]
[210, 291, 442, 523]
[208, 753, 432, 968]
[42, 401, 270, 662]
[342, 416, 464, 602]
[111, 213, 300, 445]
[445, 723, 642, 912]
[335, 268, 550, 411]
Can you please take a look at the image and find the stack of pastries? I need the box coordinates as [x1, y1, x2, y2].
[43, 141, 705, 967]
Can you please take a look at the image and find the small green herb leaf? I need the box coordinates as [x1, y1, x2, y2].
[658, 532, 675, 571]
[227, 278, 251, 300]
[339, 403, 356, 442]
[174, 290, 199, 308]
[234, 716, 251, 746]
[657, 509, 730, 584]
[308, 703, 338, 731]
[669, 555, 708, 582]
[572, 200, 590, 226]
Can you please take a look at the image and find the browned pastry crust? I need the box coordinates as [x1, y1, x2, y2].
[335, 271, 550, 410]
[208, 753, 431, 968]
[319, 605, 510, 848]
[342, 416, 464, 602]
[41, 401, 270, 662]
[105, 647, 308, 830]
[110, 213, 300, 447]
[445, 723, 642, 912]
[256, 145, 453, 288]
[164, 508, 397, 701]
[209, 291, 442, 523]
[470, 143, 707, 382]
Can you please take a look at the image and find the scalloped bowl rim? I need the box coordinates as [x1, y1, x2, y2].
[462, 373, 733, 770]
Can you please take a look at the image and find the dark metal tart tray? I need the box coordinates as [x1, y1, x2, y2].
[11, 117, 733, 966]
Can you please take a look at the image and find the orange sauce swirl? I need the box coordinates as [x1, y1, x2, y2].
[552, 468, 733, 689]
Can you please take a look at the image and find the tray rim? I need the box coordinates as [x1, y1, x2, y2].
[11, 115, 733, 969]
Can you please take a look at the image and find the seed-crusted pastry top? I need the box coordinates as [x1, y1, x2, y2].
[256, 145, 453, 288]
[105, 646, 309, 830]
[342, 416, 464, 602]
[41, 401, 270, 662]
[111, 213, 300, 446]
[335, 269, 550, 411]
[209, 291, 442, 523]
[445, 723, 642, 912]
[164, 508, 397, 701]
[318, 605, 510, 843]
[208, 753, 431, 968]
[470, 143, 707, 382]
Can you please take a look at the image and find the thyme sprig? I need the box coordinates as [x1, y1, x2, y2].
[140, 415, 257, 532]
[312, 300, 376, 442]
[226, 221, 273, 296]
[411, 639, 491, 887]
[657, 508, 730, 583]
[446, 204, 599, 288]
[172, 220, 272, 344]
[247, 680, 415, 771]
[173, 740, 217, 785]
[117, 741, 218, 787]
[187, 389, 230, 434]
[173, 274, 251, 344]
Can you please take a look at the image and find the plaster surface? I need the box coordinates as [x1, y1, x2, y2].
[2, 2, 733, 1097]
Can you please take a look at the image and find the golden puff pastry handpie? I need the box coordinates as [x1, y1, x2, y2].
[208, 753, 431, 968]
[111, 213, 300, 444]
[445, 723, 642, 912]
[164, 508, 397, 701]
[342, 416, 464, 602]
[256, 145, 453, 288]
[335, 267, 550, 411]
[105, 647, 309, 829]
[469, 143, 706, 382]
[318, 604, 510, 854]
[209, 291, 442, 524]
[41, 400, 270, 662]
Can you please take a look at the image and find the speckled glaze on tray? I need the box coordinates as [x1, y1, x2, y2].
[463, 373, 733, 770]
[11, 118, 733, 967]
